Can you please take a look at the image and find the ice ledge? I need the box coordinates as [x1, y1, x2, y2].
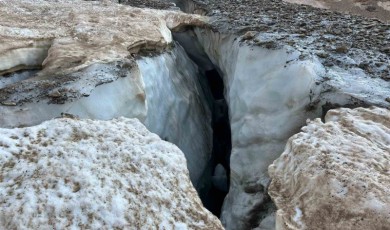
[0, 0, 207, 79]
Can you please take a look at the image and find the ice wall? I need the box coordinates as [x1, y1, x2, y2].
[192, 28, 390, 229]
[139, 45, 212, 187]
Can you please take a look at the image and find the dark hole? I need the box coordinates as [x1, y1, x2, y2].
[206, 69, 225, 100]
[171, 34, 232, 217]
[200, 69, 232, 217]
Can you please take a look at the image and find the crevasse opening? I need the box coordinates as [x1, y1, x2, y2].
[173, 31, 232, 217]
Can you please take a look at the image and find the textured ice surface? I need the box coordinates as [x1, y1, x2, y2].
[0, 117, 223, 229]
[269, 107, 390, 230]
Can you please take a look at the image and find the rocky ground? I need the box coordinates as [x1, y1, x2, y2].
[284, 0, 390, 22]
[178, 0, 390, 81]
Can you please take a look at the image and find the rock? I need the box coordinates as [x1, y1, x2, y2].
[386, 97, 390, 103]
[0, 117, 223, 229]
[48, 90, 62, 98]
[0, 101, 16, 106]
[185, 0, 390, 79]
[334, 45, 349, 54]
[380, 46, 390, 54]
[316, 51, 329, 58]
[269, 107, 390, 230]
[242, 31, 257, 40]
[366, 6, 376, 12]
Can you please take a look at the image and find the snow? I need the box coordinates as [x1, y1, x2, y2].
[268, 107, 390, 230]
[0, 117, 223, 229]
[293, 207, 303, 227]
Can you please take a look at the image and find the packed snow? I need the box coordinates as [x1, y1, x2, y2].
[0, 117, 223, 229]
[269, 107, 390, 230]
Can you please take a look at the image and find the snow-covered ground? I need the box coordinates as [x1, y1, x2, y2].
[0, 117, 223, 229]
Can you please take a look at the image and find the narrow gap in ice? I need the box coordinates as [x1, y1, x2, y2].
[203, 68, 232, 217]
[173, 32, 232, 217]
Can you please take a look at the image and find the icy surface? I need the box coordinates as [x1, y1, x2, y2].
[140, 45, 212, 187]
[0, 0, 212, 188]
[269, 107, 390, 230]
[0, 117, 223, 229]
[193, 28, 390, 229]
[0, 70, 39, 89]
[0, 45, 213, 190]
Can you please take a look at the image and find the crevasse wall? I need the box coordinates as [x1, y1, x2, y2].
[139, 45, 212, 187]
[0, 45, 212, 189]
[192, 28, 390, 229]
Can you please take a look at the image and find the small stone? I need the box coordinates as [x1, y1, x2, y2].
[60, 112, 79, 119]
[380, 46, 390, 54]
[335, 45, 349, 54]
[316, 51, 329, 58]
[242, 31, 257, 40]
[359, 62, 370, 69]
[1, 101, 17, 106]
[48, 90, 62, 98]
[366, 6, 376, 12]
[386, 97, 390, 103]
